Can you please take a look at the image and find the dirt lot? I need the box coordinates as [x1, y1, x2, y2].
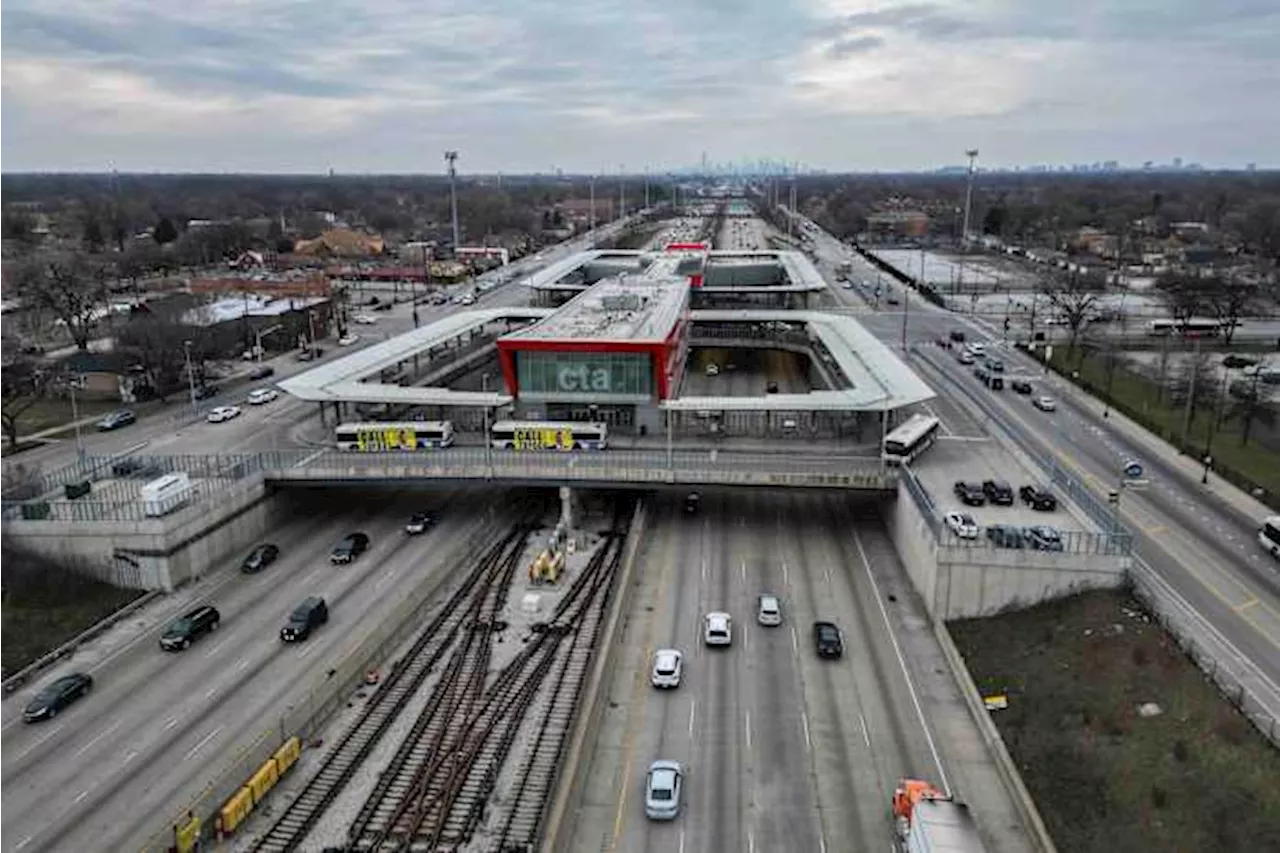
[950, 589, 1280, 853]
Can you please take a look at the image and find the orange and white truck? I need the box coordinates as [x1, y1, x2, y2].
[893, 778, 989, 853]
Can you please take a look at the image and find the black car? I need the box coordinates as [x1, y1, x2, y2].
[954, 481, 986, 506]
[684, 492, 700, 514]
[281, 596, 328, 642]
[23, 673, 93, 723]
[1024, 525, 1065, 551]
[242, 542, 280, 573]
[1019, 485, 1058, 511]
[766, 381, 779, 394]
[330, 532, 370, 564]
[97, 410, 137, 431]
[986, 524, 1025, 549]
[405, 513, 435, 535]
[949, 330, 967, 343]
[160, 605, 221, 651]
[814, 622, 844, 659]
[193, 385, 217, 400]
[1011, 379, 1033, 395]
[248, 364, 275, 381]
[982, 480, 1014, 506]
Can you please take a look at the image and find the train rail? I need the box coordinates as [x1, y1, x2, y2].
[348, 503, 631, 853]
[248, 523, 532, 853]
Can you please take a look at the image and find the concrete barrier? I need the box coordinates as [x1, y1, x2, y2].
[933, 619, 1059, 853]
[542, 498, 647, 853]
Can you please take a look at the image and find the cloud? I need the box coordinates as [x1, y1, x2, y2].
[1, 0, 1278, 171]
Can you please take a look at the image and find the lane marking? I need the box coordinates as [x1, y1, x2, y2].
[72, 720, 122, 759]
[184, 726, 223, 761]
[740, 559, 747, 586]
[74, 789, 90, 804]
[1144, 524, 1167, 535]
[122, 749, 138, 764]
[790, 626, 799, 655]
[205, 686, 218, 699]
[745, 710, 753, 751]
[688, 700, 697, 737]
[16, 836, 32, 850]
[749, 830, 756, 853]
[782, 560, 790, 586]
[801, 710, 812, 751]
[701, 556, 707, 586]
[1236, 598, 1260, 613]
[859, 713, 871, 748]
[824, 563, 832, 586]
[235, 657, 249, 672]
[13, 724, 64, 762]
[164, 717, 179, 730]
[202, 639, 227, 658]
[679, 830, 686, 853]
[852, 528, 950, 793]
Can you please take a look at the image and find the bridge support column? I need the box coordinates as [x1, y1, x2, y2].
[318, 402, 327, 427]
[558, 485, 576, 531]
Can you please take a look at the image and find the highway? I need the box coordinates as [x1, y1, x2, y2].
[0, 488, 507, 853]
[567, 491, 1033, 853]
[799, 213, 1280, 712]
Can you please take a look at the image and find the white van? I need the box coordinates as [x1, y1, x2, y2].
[140, 473, 193, 518]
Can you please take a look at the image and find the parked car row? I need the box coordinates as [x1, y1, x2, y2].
[953, 480, 1056, 511]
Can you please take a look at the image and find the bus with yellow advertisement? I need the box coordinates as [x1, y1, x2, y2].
[489, 420, 608, 451]
[335, 420, 454, 451]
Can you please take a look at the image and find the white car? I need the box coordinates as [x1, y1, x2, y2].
[1033, 396, 1057, 412]
[461, 294, 476, 305]
[352, 314, 377, 325]
[944, 511, 979, 540]
[757, 594, 782, 626]
[247, 388, 278, 405]
[338, 334, 360, 347]
[207, 405, 241, 423]
[644, 760, 683, 821]
[650, 649, 683, 688]
[704, 612, 732, 647]
[705, 363, 720, 377]
[967, 343, 987, 357]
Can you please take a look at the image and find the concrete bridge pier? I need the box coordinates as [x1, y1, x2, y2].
[559, 485, 576, 531]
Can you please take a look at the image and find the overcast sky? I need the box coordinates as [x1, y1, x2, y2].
[3, 0, 1278, 173]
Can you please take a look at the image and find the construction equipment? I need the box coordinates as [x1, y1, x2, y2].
[892, 778, 989, 853]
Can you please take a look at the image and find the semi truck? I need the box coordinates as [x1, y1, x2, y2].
[893, 778, 989, 853]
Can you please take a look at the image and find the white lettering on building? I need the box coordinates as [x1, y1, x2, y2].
[557, 365, 611, 392]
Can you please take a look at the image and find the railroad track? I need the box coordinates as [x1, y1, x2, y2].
[348, 505, 631, 853]
[248, 523, 532, 853]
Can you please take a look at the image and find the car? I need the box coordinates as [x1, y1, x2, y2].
[451, 293, 466, 305]
[986, 524, 1025, 549]
[704, 611, 732, 646]
[461, 294, 476, 305]
[684, 492, 700, 514]
[967, 342, 986, 356]
[644, 760, 684, 820]
[842, 281, 854, 289]
[193, 384, 217, 401]
[352, 313, 377, 325]
[953, 481, 986, 506]
[338, 334, 360, 347]
[957, 351, 975, 365]
[405, 512, 436, 535]
[982, 480, 1015, 506]
[949, 330, 967, 343]
[248, 364, 275, 381]
[330, 531, 370, 564]
[242, 542, 280, 573]
[984, 358, 1005, 373]
[247, 387, 279, 405]
[650, 649, 683, 688]
[373, 301, 394, 311]
[111, 457, 162, 478]
[160, 605, 221, 651]
[1024, 525, 1065, 551]
[944, 511, 979, 540]
[296, 347, 324, 361]
[1033, 396, 1057, 412]
[97, 409, 136, 431]
[431, 292, 449, 305]
[1019, 485, 1058, 511]
[766, 381, 779, 394]
[280, 596, 328, 642]
[23, 673, 93, 722]
[813, 621, 844, 658]
[705, 363, 720, 377]
[207, 405, 242, 423]
[757, 594, 782, 626]
[1011, 379, 1033, 395]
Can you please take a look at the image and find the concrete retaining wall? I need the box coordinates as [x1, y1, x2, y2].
[3, 475, 287, 591]
[885, 484, 939, 609]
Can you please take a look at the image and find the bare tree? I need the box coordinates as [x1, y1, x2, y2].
[11, 254, 110, 351]
[1154, 271, 1206, 326]
[1, 347, 50, 449]
[1198, 271, 1264, 346]
[1040, 267, 1107, 360]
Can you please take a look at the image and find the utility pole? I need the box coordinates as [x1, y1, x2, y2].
[445, 150, 460, 251]
[619, 164, 626, 220]
[1180, 335, 1203, 445]
[644, 167, 650, 210]
[183, 340, 197, 413]
[957, 148, 979, 306]
[589, 176, 596, 230]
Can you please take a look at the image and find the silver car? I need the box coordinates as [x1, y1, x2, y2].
[757, 594, 782, 626]
[644, 760, 684, 820]
[1033, 396, 1057, 412]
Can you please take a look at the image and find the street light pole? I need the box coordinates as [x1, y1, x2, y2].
[69, 374, 85, 459]
[589, 176, 596, 231]
[445, 150, 461, 251]
[183, 340, 197, 413]
[482, 372, 493, 477]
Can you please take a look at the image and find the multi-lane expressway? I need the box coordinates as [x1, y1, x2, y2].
[0, 488, 513, 853]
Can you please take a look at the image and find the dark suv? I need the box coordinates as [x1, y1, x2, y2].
[1011, 379, 1033, 395]
[281, 596, 328, 642]
[330, 532, 370, 564]
[986, 524, 1025, 548]
[814, 622, 844, 659]
[160, 606, 221, 651]
[1020, 485, 1058, 511]
[954, 481, 986, 506]
[23, 673, 93, 723]
[242, 543, 280, 573]
[982, 480, 1014, 506]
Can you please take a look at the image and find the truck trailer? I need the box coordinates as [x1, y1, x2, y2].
[893, 778, 989, 853]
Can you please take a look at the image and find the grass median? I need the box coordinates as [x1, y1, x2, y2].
[950, 589, 1280, 853]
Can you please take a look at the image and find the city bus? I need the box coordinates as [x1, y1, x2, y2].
[882, 414, 941, 466]
[335, 421, 455, 452]
[1258, 516, 1280, 559]
[490, 420, 608, 451]
[1145, 318, 1230, 338]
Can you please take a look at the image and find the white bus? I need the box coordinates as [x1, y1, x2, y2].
[490, 420, 608, 451]
[1146, 318, 1229, 338]
[1258, 516, 1280, 559]
[882, 414, 941, 466]
[335, 421, 455, 452]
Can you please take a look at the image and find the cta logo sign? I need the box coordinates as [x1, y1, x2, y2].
[557, 365, 611, 392]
